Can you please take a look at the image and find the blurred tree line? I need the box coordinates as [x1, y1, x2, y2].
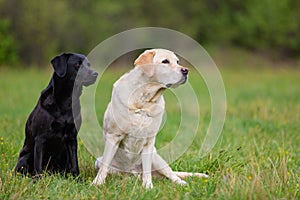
[0, 0, 299, 67]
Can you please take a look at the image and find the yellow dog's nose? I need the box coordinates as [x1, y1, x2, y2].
[181, 67, 189, 75]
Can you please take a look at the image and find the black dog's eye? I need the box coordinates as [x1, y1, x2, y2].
[162, 59, 170, 64]
[74, 61, 82, 68]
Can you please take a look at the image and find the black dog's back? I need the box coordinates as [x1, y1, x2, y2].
[15, 53, 98, 177]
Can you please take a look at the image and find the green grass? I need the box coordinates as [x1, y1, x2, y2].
[0, 63, 300, 199]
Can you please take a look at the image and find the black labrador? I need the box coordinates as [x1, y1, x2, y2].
[15, 52, 98, 177]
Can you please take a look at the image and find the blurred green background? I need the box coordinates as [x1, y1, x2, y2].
[1, 1, 300, 199]
[1, 0, 300, 67]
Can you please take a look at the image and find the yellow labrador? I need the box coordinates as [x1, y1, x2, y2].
[92, 49, 208, 189]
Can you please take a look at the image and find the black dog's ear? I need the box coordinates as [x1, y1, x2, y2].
[51, 53, 71, 77]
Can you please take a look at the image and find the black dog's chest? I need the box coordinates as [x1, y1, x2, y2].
[51, 116, 77, 138]
[31, 109, 77, 140]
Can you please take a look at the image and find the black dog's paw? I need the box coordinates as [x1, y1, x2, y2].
[71, 169, 80, 178]
[14, 165, 29, 176]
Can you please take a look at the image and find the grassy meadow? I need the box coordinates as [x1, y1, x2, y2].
[0, 53, 300, 199]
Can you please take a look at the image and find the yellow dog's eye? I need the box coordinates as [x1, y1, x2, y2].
[162, 59, 169, 64]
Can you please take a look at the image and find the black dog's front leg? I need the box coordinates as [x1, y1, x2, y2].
[67, 138, 79, 177]
[33, 137, 45, 178]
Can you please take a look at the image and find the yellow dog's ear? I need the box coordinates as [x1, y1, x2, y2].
[134, 50, 156, 77]
[134, 50, 156, 66]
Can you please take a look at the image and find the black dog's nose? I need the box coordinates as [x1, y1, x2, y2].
[92, 71, 98, 77]
[181, 68, 189, 75]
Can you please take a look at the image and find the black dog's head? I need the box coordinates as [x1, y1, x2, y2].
[51, 53, 98, 86]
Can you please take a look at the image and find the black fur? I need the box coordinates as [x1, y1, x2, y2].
[14, 53, 98, 177]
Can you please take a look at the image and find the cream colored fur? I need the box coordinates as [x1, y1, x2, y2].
[92, 49, 208, 189]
